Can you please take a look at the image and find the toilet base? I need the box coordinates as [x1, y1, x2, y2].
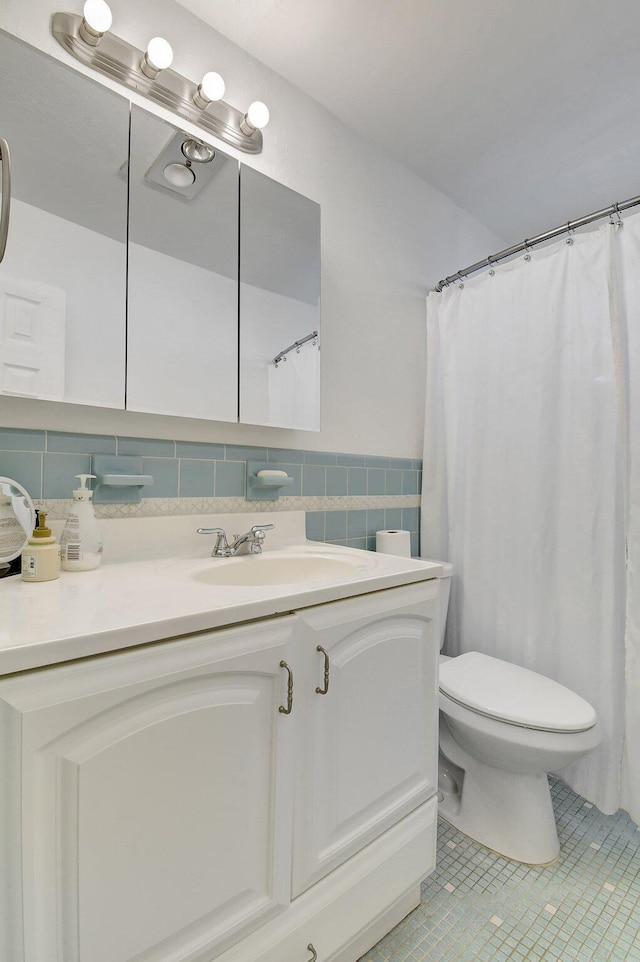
[439, 729, 560, 865]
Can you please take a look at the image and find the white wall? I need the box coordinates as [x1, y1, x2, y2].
[0, 0, 502, 457]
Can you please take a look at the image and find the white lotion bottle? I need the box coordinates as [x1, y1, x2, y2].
[60, 474, 103, 571]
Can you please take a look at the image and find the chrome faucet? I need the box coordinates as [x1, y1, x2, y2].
[197, 523, 275, 557]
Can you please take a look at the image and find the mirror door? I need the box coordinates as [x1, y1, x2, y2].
[126, 107, 239, 422]
[0, 31, 128, 408]
[239, 166, 321, 431]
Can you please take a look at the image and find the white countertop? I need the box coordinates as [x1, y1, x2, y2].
[0, 511, 441, 675]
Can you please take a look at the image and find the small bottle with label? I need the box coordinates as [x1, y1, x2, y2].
[60, 474, 103, 571]
[21, 510, 61, 582]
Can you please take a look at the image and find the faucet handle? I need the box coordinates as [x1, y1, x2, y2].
[250, 523, 275, 534]
[196, 527, 229, 548]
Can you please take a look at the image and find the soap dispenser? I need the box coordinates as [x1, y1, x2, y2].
[60, 474, 103, 571]
[21, 510, 61, 582]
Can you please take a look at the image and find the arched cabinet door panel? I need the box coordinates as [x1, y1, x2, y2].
[291, 583, 439, 897]
[0, 617, 296, 962]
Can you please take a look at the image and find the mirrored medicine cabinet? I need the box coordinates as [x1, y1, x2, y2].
[0, 31, 321, 431]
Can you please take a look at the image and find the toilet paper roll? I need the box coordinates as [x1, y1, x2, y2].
[376, 529, 411, 558]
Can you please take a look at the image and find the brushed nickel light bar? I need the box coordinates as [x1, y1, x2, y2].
[51, 1, 270, 154]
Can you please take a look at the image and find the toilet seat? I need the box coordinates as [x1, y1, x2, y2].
[439, 651, 597, 733]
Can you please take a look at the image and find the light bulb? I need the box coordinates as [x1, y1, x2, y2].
[83, 0, 112, 32]
[193, 70, 226, 109]
[163, 163, 195, 188]
[79, 0, 112, 45]
[202, 71, 225, 101]
[246, 101, 270, 129]
[141, 37, 173, 78]
[240, 101, 270, 136]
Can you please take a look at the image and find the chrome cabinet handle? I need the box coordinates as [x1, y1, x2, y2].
[278, 660, 293, 714]
[315, 645, 329, 695]
[0, 137, 11, 263]
[306, 945, 317, 962]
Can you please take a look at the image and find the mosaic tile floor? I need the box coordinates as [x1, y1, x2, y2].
[360, 778, 640, 961]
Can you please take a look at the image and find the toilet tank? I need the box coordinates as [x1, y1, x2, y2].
[423, 560, 452, 651]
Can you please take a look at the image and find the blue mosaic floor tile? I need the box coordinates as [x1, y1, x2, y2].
[359, 778, 640, 961]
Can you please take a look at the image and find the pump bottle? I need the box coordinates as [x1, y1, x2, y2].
[21, 510, 60, 582]
[60, 474, 103, 571]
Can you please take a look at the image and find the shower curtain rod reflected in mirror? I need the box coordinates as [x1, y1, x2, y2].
[273, 330, 318, 367]
[435, 191, 640, 291]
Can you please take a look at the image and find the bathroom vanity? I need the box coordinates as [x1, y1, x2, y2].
[0, 513, 441, 962]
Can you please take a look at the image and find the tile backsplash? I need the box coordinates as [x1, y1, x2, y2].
[0, 428, 423, 554]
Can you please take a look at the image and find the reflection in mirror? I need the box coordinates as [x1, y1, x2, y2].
[127, 107, 239, 421]
[0, 32, 128, 407]
[0, 476, 36, 574]
[239, 167, 321, 431]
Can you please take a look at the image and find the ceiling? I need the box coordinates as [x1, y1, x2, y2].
[175, 0, 640, 245]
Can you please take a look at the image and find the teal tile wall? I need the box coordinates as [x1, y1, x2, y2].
[306, 507, 420, 553]
[0, 428, 423, 553]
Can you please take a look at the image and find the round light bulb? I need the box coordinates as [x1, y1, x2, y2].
[146, 36, 173, 71]
[163, 163, 195, 188]
[200, 71, 225, 102]
[246, 101, 270, 130]
[83, 0, 112, 33]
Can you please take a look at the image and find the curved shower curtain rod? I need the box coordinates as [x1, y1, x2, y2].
[273, 330, 318, 367]
[435, 192, 640, 292]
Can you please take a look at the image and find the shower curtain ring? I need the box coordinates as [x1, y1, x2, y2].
[523, 240, 532, 262]
[456, 271, 464, 289]
[566, 222, 574, 245]
[486, 256, 496, 276]
[614, 202, 623, 227]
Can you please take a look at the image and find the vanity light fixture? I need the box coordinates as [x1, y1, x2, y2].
[52, 4, 269, 153]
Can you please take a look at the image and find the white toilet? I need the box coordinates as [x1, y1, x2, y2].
[433, 562, 601, 865]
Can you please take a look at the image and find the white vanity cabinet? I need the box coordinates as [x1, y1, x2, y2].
[291, 584, 439, 896]
[0, 617, 297, 962]
[0, 582, 439, 962]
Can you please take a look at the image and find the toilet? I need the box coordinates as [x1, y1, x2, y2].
[432, 562, 601, 865]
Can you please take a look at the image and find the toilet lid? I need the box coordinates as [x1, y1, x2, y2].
[439, 652, 597, 732]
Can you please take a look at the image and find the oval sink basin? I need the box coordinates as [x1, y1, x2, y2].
[193, 553, 366, 587]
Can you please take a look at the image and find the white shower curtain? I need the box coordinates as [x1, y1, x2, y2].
[421, 227, 637, 819]
[615, 211, 640, 822]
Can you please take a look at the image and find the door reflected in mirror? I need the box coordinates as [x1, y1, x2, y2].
[126, 107, 239, 422]
[239, 167, 321, 431]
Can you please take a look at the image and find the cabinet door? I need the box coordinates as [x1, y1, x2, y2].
[291, 583, 439, 897]
[0, 618, 296, 962]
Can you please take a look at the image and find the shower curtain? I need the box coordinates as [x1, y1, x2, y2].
[421, 220, 640, 823]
